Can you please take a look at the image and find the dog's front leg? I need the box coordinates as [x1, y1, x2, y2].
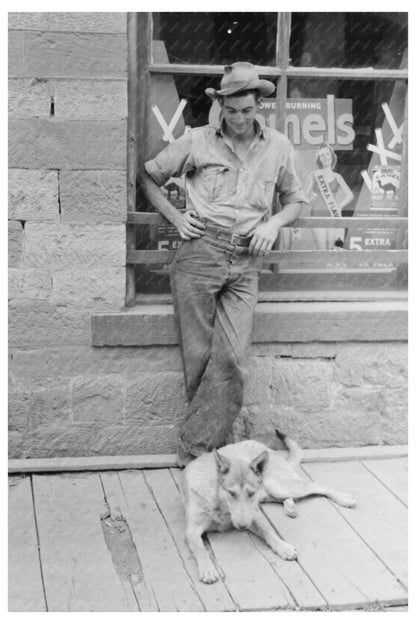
[185, 524, 219, 584]
[250, 512, 297, 560]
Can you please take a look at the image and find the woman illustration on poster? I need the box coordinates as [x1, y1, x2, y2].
[305, 143, 354, 250]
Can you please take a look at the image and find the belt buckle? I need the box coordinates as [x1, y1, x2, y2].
[230, 233, 239, 245]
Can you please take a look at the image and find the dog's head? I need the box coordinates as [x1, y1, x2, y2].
[214, 449, 269, 529]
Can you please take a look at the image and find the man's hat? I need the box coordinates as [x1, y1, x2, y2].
[205, 62, 275, 99]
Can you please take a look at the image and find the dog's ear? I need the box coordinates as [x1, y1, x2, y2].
[214, 450, 231, 475]
[250, 450, 269, 476]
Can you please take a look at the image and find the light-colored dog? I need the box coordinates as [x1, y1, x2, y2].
[182, 431, 356, 584]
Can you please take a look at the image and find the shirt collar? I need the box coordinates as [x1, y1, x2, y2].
[216, 118, 266, 139]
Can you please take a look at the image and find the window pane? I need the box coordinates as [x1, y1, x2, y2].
[152, 12, 277, 66]
[135, 72, 407, 296]
[261, 77, 407, 293]
[290, 12, 407, 69]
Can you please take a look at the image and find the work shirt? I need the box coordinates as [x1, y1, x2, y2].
[145, 120, 307, 236]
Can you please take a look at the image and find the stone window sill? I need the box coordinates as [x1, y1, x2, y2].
[91, 301, 408, 346]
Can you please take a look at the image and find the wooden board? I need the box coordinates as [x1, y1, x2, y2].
[145, 468, 236, 612]
[246, 530, 327, 610]
[363, 458, 408, 505]
[262, 474, 407, 609]
[8, 476, 46, 612]
[110, 470, 205, 612]
[8, 445, 407, 474]
[33, 473, 133, 612]
[207, 529, 294, 611]
[304, 461, 408, 588]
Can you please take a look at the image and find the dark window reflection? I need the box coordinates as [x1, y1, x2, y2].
[290, 13, 407, 69]
[152, 12, 277, 66]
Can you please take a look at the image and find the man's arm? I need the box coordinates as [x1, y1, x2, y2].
[137, 169, 205, 240]
[249, 202, 303, 257]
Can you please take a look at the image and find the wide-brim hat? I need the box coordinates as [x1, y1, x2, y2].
[205, 62, 275, 99]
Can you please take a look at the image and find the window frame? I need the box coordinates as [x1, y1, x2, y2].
[126, 11, 408, 307]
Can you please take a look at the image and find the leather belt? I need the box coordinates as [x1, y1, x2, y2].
[204, 224, 252, 248]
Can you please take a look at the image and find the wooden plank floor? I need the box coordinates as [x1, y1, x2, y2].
[8, 456, 408, 612]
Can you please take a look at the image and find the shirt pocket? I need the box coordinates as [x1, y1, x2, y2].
[201, 165, 232, 202]
[251, 178, 277, 210]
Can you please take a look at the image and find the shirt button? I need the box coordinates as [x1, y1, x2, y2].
[239, 168, 244, 172]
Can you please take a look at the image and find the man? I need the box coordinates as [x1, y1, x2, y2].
[139, 62, 307, 466]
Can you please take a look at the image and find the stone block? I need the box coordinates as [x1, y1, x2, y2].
[23, 31, 127, 78]
[8, 78, 51, 118]
[8, 390, 30, 432]
[9, 119, 127, 169]
[291, 343, 339, 359]
[9, 269, 52, 301]
[126, 372, 186, 425]
[72, 375, 125, 424]
[380, 386, 408, 444]
[59, 170, 127, 222]
[8, 169, 59, 221]
[9, 383, 71, 432]
[53, 80, 127, 120]
[8, 221, 24, 267]
[16, 423, 178, 458]
[51, 268, 125, 309]
[22, 223, 125, 270]
[8, 432, 25, 459]
[9, 302, 91, 347]
[267, 405, 382, 449]
[250, 343, 293, 357]
[335, 344, 408, 389]
[10, 346, 184, 387]
[244, 356, 272, 405]
[9, 12, 127, 33]
[272, 358, 334, 410]
[8, 31, 25, 76]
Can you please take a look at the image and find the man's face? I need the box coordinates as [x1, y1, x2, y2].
[221, 93, 261, 137]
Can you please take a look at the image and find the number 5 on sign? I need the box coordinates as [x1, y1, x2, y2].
[350, 237, 362, 250]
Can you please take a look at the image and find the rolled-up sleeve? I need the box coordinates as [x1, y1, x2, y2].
[277, 142, 309, 207]
[144, 131, 195, 186]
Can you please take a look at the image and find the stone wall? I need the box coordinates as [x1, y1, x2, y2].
[9, 341, 407, 458]
[8, 13, 408, 459]
[8, 12, 128, 457]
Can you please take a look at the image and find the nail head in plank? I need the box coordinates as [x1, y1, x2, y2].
[8, 477, 46, 612]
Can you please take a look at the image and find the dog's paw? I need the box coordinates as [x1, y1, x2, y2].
[283, 499, 298, 518]
[198, 563, 219, 584]
[273, 540, 298, 560]
[336, 492, 356, 508]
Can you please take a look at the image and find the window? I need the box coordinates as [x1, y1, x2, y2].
[127, 12, 408, 305]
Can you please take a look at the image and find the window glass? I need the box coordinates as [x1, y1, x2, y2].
[136, 73, 407, 295]
[152, 12, 277, 66]
[290, 13, 408, 69]
[261, 77, 407, 293]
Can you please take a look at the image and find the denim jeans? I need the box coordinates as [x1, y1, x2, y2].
[170, 230, 260, 457]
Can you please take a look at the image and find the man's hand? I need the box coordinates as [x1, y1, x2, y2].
[176, 210, 206, 240]
[249, 220, 280, 257]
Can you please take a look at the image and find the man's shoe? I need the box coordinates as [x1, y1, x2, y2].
[176, 449, 196, 468]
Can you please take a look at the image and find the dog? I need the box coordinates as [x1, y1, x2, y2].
[181, 431, 356, 584]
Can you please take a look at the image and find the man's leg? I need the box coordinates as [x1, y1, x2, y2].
[170, 238, 228, 462]
[177, 257, 259, 457]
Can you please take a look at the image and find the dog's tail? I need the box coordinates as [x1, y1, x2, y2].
[275, 429, 303, 466]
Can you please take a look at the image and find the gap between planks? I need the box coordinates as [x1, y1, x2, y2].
[8, 445, 408, 474]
